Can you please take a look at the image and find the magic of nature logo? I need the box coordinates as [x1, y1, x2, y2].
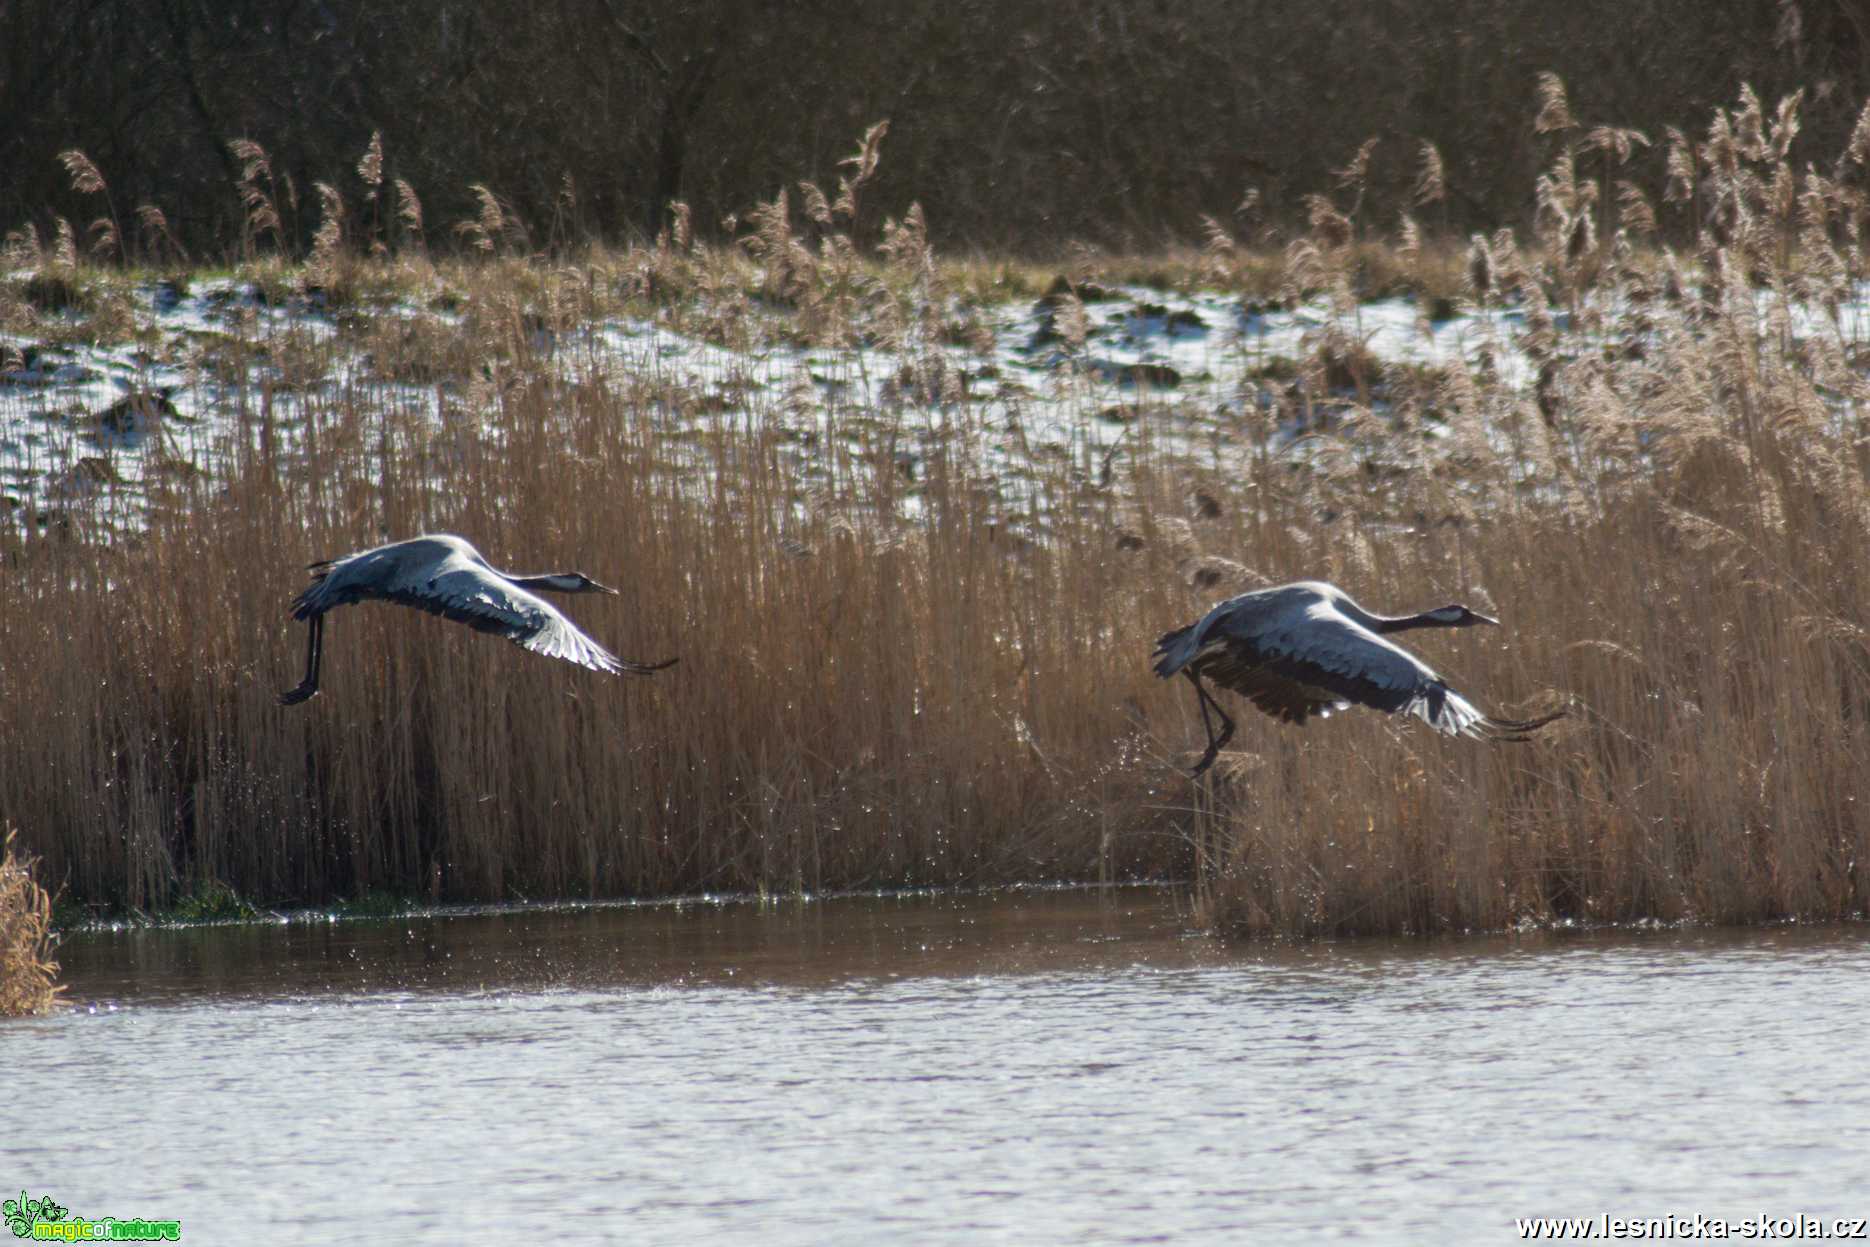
[5, 1190, 181, 1241]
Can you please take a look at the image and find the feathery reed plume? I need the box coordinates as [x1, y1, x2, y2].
[1734, 85, 1767, 161]
[1569, 123, 1647, 255]
[1282, 237, 1327, 302]
[1769, 89, 1803, 161]
[832, 119, 890, 232]
[1535, 150, 1578, 245]
[84, 218, 119, 262]
[1305, 194, 1353, 250]
[1663, 124, 1701, 240]
[57, 149, 122, 264]
[1582, 125, 1650, 167]
[1, 223, 39, 268]
[1466, 233, 1492, 301]
[1566, 204, 1596, 264]
[1198, 214, 1238, 285]
[1334, 137, 1379, 192]
[669, 200, 693, 252]
[355, 131, 386, 256]
[356, 130, 384, 192]
[673, 200, 703, 254]
[394, 178, 425, 249]
[133, 204, 184, 265]
[308, 182, 346, 283]
[742, 187, 811, 303]
[229, 139, 282, 255]
[879, 202, 933, 281]
[1617, 181, 1657, 236]
[57, 148, 105, 196]
[1053, 289, 1089, 352]
[478, 181, 508, 246]
[1534, 72, 1574, 134]
[1845, 100, 1870, 171]
[1413, 141, 1446, 207]
[1330, 136, 1380, 230]
[799, 180, 834, 228]
[52, 217, 77, 270]
[456, 184, 520, 254]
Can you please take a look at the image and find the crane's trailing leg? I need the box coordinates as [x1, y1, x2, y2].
[279, 614, 323, 705]
[1184, 670, 1235, 778]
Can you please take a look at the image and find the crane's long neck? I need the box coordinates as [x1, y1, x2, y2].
[1368, 611, 1455, 635]
[506, 572, 587, 594]
[1333, 598, 1454, 635]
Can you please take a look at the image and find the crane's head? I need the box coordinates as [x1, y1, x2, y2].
[565, 572, 619, 595]
[1424, 603, 1498, 627]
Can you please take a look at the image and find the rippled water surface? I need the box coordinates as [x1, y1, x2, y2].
[9, 890, 1869, 1244]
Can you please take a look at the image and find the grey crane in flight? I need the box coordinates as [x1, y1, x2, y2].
[1153, 579, 1562, 777]
[279, 534, 675, 705]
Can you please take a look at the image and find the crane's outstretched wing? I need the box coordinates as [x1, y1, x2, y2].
[385, 567, 637, 674]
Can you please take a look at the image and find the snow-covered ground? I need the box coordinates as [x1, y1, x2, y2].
[0, 271, 1613, 533]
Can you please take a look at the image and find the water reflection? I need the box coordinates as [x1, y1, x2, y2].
[55, 887, 1222, 1002]
[10, 889, 1870, 1245]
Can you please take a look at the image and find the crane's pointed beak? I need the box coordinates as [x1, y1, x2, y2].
[1472, 610, 1500, 626]
[591, 580, 620, 596]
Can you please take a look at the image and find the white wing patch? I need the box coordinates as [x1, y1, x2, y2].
[517, 612, 625, 674]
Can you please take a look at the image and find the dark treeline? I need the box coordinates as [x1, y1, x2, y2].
[2, 0, 1865, 256]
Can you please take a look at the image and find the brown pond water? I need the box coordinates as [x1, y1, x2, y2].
[6, 888, 1869, 1244]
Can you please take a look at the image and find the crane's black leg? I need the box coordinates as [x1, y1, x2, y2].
[1183, 671, 1235, 777]
[279, 614, 323, 706]
[1190, 672, 1219, 754]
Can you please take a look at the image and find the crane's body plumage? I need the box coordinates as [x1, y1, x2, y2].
[1154, 580, 1559, 776]
[279, 534, 674, 704]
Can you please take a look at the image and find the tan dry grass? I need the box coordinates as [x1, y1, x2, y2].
[1134, 82, 1870, 937]
[5, 87, 1870, 937]
[1, 827, 61, 1017]
[0, 276, 1179, 907]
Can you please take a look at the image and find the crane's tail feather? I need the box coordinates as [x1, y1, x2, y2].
[287, 559, 338, 620]
[1152, 624, 1198, 678]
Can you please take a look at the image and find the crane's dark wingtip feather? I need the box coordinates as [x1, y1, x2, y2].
[277, 685, 318, 706]
[617, 655, 678, 676]
[1479, 707, 1567, 741]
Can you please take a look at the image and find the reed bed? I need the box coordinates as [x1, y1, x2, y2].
[4, 87, 1870, 937]
[1, 827, 61, 1015]
[0, 242, 1187, 912]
